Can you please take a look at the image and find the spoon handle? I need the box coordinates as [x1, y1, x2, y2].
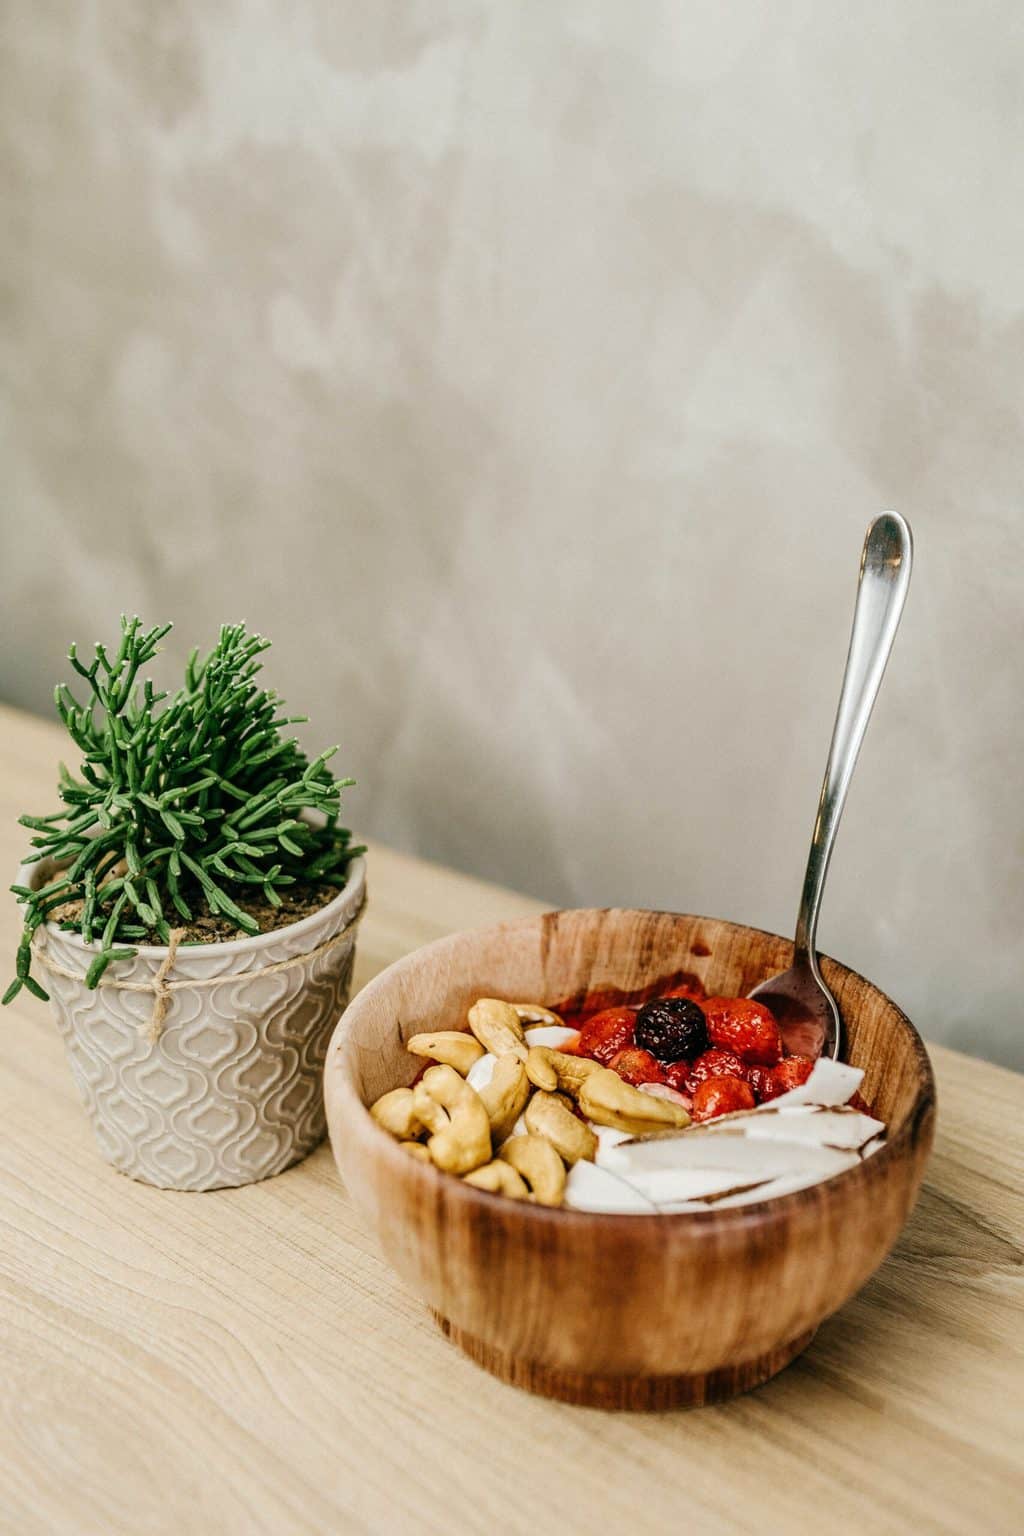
[793, 513, 913, 964]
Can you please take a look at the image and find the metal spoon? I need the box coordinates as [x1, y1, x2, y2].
[748, 512, 913, 1060]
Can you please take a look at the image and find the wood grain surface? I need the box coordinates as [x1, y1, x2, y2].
[1, 703, 1022, 1534]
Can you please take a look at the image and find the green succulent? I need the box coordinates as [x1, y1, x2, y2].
[6, 617, 361, 1001]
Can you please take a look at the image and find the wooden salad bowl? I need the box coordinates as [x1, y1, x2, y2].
[324, 908, 935, 1409]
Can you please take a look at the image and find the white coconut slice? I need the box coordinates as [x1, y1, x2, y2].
[601, 1130, 856, 1181]
[564, 1159, 658, 1213]
[689, 1102, 884, 1148]
[621, 1166, 778, 1205]
[592, 1125, 633, 1158]
[759, 1056, 864, 1110]
[637, 1082, 691, 1107]
[524, 1025, 580, 1050]
[466, 1052, 498, 1093]
[743, 1105, 885, 1150]
[692, 1154, 862, 1208]
[652, 1188, 777, 1214]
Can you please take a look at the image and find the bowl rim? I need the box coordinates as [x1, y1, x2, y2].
[327, 905, 936, 1231]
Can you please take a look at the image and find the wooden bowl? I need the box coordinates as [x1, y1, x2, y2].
[324, 909, 935, 1409]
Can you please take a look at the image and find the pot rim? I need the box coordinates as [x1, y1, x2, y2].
[17, 852, 366, 960]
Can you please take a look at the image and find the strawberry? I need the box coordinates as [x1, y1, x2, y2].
[701, 996, 782, 1065]
[663, 1059, 694, 1092]
[576, 1007, 637, 1064]
[848, 1088, 873, 1115]
[746, 1064, 781, 1103]
[771, 1055, 815, 1095]
[608, 1046, 665, 1086]
[691, 1076, 756, 1121]
[681, 1047, 747, 1092]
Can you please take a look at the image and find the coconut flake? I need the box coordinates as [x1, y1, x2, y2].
[592, 1125, 633, 1157]
[692, 1155, 862, 1208]
[760, 1056, 863, 1110]
[524, 1025, 579, 1050]
[466, 1053, 497, 1092]
[564, 1159, 658, 1213]
[742, 1105, 885, 1150]
[622, 1166, 778, 1206]
[637, 1082, 692, 1108]
[601, 1131, 855, 1182]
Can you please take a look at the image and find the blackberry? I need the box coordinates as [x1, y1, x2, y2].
[634, 996, 708, 1063]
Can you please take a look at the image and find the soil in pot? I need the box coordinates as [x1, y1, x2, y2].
[49, 877, 342, 946]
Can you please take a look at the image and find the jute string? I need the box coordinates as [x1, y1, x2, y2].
[32, 895, 365, 1044]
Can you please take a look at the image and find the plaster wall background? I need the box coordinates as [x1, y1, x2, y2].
[2, 3, 1022, 1064]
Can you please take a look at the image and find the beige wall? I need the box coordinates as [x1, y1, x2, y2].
[2, 3, 1022, 1067]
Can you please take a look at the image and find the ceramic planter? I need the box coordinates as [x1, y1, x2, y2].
[21, 854, 366, 1191]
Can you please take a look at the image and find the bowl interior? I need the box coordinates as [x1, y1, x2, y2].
[341, 906, 930, 1141]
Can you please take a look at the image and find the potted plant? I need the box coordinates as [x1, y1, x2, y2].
[6, 617, 366, 1191]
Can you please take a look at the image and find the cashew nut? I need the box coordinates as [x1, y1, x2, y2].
[509, 1002, 565, 1028]
[577, 1066, 692, 1135]
[499, 1134, 567, 1207]
[467, 998, 528, 1059]
[463, 1160, 531, 1199]
[418, 1064, 492, 1175]
[398, 1140, 432, 1162]
[411, 1081, 450, 1135]
[478, 1054, 531, 1143]
[369, 1087, 425, 1141]
[524, 1046, 559, 1092]
[524, 1091, 598, 1165]
[406, 1030, 485, 1076]
[526, 1046, 602, 1095]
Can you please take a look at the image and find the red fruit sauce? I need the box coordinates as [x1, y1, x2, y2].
[553, 975, 858, 1122]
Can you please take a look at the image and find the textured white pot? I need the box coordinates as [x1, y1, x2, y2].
[20, 854, 366, 1191]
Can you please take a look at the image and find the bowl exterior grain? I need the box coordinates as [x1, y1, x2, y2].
[25, 856, 366, 1191]
[325, 908, 934, 1406]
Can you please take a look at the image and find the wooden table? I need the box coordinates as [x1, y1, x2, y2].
[1, 702, 1022, 1535]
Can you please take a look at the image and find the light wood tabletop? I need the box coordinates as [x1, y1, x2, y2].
[1, 702, 1022, 1535]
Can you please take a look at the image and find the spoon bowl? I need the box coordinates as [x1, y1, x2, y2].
[749, 960, 839, 1059]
